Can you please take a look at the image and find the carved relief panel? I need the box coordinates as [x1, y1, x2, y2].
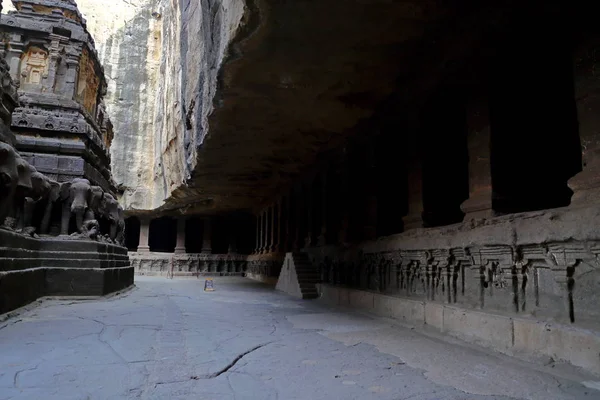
[20, 46, 49, 86]
[76, 48, 99, 116]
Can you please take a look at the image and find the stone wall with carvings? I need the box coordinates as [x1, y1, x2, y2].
[303, 206, 600, 331]
[131, 252, 247, 277]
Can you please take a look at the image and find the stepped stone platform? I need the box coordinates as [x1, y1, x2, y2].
[0, 230, 133, 314]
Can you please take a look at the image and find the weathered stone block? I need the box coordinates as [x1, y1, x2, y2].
[317, 284, 340, 306]
[424, 302, 444, 330]
[372, 294, 396, 318]
[45, 267, 133, 296]
[513, 319, 600, 375]
[443, 306, 513, 351]
[390, 298, 425, 323]
[338, 287, 351, 306]
[0, 269, 46, 315]
[0, 230, 132, 313]
[348, 290, 374, 310]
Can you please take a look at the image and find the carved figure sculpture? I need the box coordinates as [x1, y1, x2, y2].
[0, 141, 19, 227]
[59, 178, 91, 235]
[70, 218, 100, 241]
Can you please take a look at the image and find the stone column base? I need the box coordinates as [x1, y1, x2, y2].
[402, 212, 423, 231]
[568, 167, 600, 208]
[461, 192, 495, 220]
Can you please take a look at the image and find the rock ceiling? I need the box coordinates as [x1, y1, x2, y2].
[146, 0, 517, 216]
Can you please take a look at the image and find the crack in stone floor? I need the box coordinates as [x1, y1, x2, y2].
[0, 276, 598, 400]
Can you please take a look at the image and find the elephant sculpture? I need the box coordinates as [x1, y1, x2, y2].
[115, 204, 125, 246]
[99, 193, 119, 242]
[0, 141, 18, 227]
[86, 185, 104, 221]
[19, 171, 51, 233]
[39, 179, 61, 235]
[59, 178, 92, 235]
[6, 155, 34, 230]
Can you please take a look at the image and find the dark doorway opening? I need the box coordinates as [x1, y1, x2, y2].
[149, 217, 176, 252]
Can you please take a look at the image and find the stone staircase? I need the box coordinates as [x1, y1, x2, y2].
[275, 252, 319, 299]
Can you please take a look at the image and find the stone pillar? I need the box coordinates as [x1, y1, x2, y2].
[363, 142, 378, 240]
[255, 214, 260, 253]
[272, 201, 281, 252]
[201, 217, 212, 254]
[138, 217, 150, 252]
[338, 159, 350, 245]
[304, 181, 313, 249]
[281, 196, 289, 252]
[318, 173, 328, 246]
[461, 92, 495, 219]
[264, 208, 271, 253]
[402, 145, 424, 231]
[174, 217, 186, 253]
[257, 211, 263, 253]
[262, 210, 268, 253]
[287, 193, 296, 252]
[294, 185, 304, 252]
[569, 38, 600, 207]
[260, 210, 267, 254]
[228, 218, 237, 254]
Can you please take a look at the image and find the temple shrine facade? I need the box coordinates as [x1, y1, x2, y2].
[0, 0, 114, 193]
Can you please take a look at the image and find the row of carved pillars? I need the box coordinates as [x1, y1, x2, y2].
[135, 216, 223, 254]
[252, 33, 600, 249]
[252, 148, 374, 254]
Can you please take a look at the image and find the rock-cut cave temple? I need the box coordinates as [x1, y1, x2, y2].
[1, 0, 600, 376]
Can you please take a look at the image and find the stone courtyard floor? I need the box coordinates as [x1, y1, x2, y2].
[1, 277, 599, 400]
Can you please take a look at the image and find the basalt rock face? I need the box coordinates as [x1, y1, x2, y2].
[61, 0, 244, 211]
[74, 0, 163, 211]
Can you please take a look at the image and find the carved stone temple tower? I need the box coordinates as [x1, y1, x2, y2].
[0, 0, 115, 193]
